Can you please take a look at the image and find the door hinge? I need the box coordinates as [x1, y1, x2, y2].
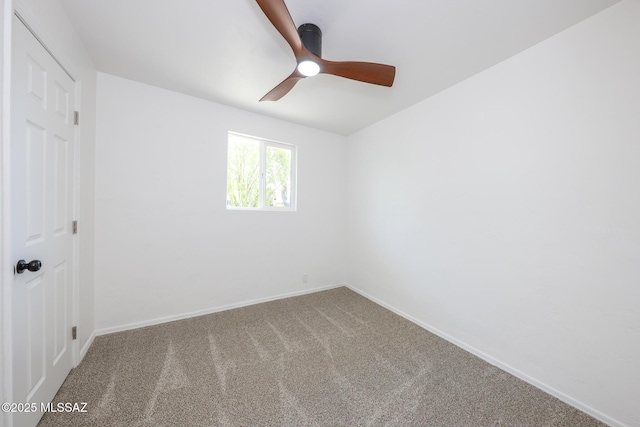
[74, 111, 79, 125]
[72, 220, 78, 234]
[72, 326, 77, 340]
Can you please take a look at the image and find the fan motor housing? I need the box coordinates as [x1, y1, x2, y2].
[298, 23, 322, 57]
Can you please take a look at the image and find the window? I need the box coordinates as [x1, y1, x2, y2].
[226, 132, 297, 210]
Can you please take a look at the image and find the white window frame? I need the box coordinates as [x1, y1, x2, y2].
[226, 131, 297, 211]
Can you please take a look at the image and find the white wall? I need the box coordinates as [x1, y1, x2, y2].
[346, 1, 640, 426]
[94, 73, 347, 331]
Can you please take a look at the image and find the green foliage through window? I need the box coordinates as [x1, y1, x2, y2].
[266, 146, 292, 208]
[227, 137, 260, 208]
[226, 133, 296, 210]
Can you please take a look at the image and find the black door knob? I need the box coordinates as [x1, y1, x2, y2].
[16, 259, 42, 274]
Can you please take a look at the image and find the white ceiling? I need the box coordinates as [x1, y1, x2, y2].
[58, 0, 618, 135]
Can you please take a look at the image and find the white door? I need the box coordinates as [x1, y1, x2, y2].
[11, 15, 75, 427]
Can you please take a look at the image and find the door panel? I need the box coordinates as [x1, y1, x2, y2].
[25, 275, 45, 400]
[25, 121, 45, 243]
[52, 262, 68, 365]
[11, 14, 76, 427]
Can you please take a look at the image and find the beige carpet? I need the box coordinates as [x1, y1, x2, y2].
[39, 287, 606, 426]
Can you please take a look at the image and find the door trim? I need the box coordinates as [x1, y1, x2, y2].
[2, 2, 81, 424]
[2, 2, 17, 424]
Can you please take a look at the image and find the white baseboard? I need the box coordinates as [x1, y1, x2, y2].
[94, 283, 346, 337]
[78, 330, 96, 364]
[344, 283, 625, 427]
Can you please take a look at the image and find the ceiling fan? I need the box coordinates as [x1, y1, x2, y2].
[256, 0, 396, 101]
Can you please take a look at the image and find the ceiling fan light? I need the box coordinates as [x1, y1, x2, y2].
[297, 60, 320, 77]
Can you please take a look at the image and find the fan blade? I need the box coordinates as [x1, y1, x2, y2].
[260, 70, 306, 101]
[319, 60, 396, 87]
[256, 0, 303, 55]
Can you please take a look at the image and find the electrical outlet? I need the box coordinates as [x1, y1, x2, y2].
[302, 274, 309, 284]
